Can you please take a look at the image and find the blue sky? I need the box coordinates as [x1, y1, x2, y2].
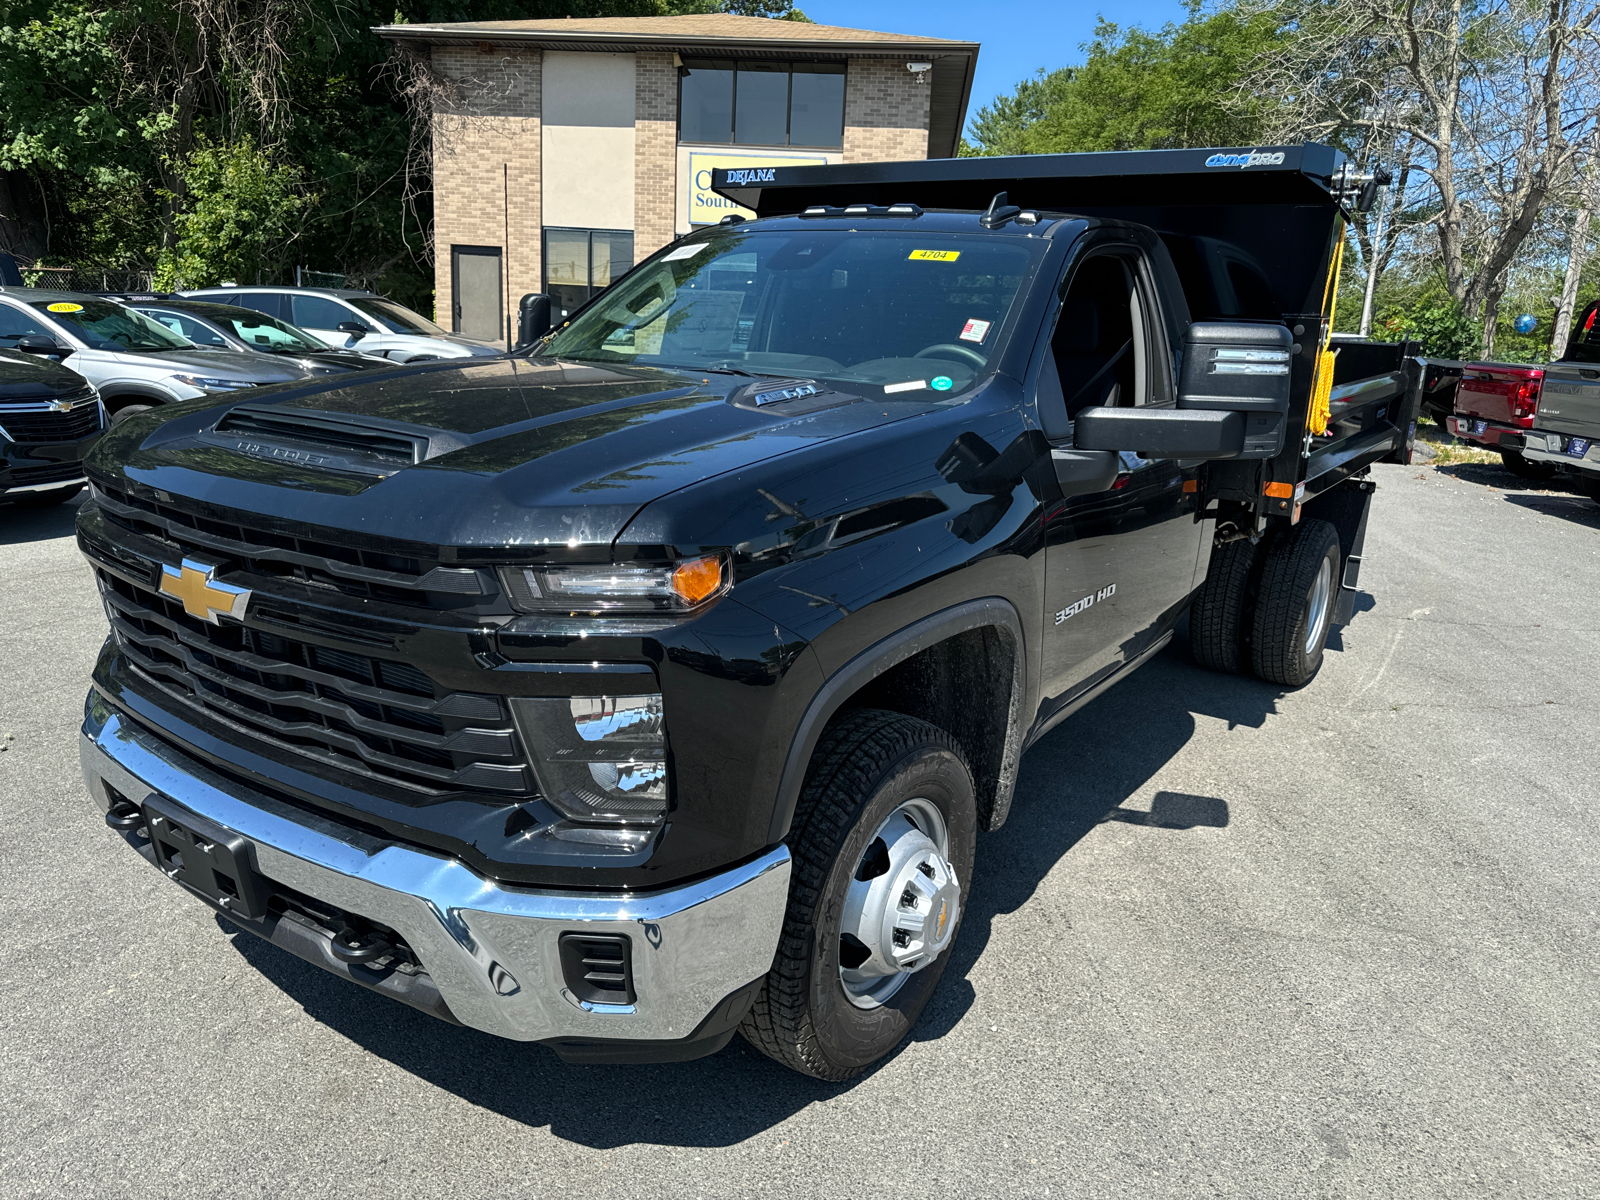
[800, 1, 1194, 135]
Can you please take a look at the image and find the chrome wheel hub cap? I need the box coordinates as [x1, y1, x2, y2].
[1305, 554, 1333, 656]
[838, 798, 961, 1010]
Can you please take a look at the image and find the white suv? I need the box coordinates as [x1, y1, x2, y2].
[183, 287, 503, 363]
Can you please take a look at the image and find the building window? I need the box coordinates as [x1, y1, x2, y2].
[678, 60, 845, 148]
[544, 228, 635, 321]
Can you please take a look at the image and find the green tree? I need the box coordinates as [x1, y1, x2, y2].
[153, 136, 310, 289]
[965, 4, 1285, 156]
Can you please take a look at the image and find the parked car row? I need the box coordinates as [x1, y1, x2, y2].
[1447, 298, 1600, 500]
[2, 282, 503, 506]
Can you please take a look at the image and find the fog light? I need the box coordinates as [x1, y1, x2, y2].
[512, 695, 668, 825]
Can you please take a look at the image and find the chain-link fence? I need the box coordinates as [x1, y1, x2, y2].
[19, 265, 154, 294]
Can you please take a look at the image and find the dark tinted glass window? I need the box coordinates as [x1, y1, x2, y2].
[1567, 301, 1600, 364]
[291, 295, 357, 330]
[0, 301, 53, 345]
[544, 229, 635, 321]
[679, 61, 734, 144]
[227, 291, 286, 321]
[735, 62, 788, 146]
[789, 64, 845, 146]
[28, 299, 189, 351]
[679, 61, 844, 148]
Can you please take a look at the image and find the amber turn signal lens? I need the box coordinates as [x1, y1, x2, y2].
[670, 555, 725, 606]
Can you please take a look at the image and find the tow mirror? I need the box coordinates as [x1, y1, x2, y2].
[335, 321, 368, 340]
[15, 334, 65, 356]
[515, 293, 554, 349]
[1074, 406, 1245, 460]
[1177, 321, 1294, 458]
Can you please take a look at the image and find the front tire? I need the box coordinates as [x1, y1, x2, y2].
[1250, 519, 1341, 688]
[740, 709, 976, 1081]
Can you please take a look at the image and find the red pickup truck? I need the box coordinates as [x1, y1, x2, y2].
[1446, 362, 1553, 479]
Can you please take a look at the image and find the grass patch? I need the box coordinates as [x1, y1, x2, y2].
[1413, 423, 1501, 466]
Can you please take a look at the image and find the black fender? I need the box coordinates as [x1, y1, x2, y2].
[766, 597, 1028, 842]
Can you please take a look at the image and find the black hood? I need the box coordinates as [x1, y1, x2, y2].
[0, 348, 90, 398]
[86, 356, 947, 551]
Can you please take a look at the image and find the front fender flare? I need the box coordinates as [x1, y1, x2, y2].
[767, 597, 1027, 842]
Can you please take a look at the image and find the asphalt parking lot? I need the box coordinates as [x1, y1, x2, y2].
[2, 458, 1597, 1199]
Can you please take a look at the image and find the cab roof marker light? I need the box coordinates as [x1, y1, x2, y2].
[799, 203, 922, 219]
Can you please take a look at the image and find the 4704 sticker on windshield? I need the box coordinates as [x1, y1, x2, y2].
[909, 249, 961, 262]
[1055, 583, 1116, 625]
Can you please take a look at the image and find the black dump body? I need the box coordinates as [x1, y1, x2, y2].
[715, 144, 1422, 519]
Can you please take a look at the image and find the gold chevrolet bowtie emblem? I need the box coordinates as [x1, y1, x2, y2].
[158, 559, 251, 624]
[49, 398, 75, 412]
[936, 900, 949, 940]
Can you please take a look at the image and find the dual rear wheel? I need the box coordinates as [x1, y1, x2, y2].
[1189, 518, 1342, 688]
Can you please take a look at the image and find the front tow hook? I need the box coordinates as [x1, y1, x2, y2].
[105, 801, 145, 832]
[330, 927, 393, 965]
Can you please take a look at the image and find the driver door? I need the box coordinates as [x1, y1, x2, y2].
[1034, 245, 1207, 711]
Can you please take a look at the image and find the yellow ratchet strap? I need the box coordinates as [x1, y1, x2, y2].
[1308, 236, 1345, 437]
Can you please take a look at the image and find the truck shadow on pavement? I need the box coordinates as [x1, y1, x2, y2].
[221, 637, 1287, 1149]
[0, 492, 83, 544]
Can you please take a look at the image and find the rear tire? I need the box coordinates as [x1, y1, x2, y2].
[1189, 537, 1257, 674]
[1250, 520, 1341, 688]
[740, 709, 976, 1081]
[12, 483, 82, 507]
[1500, 449, 1557, 481]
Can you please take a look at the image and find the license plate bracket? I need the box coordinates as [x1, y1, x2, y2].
[144, 794, 271, 920]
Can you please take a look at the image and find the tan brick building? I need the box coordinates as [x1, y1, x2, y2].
[375, 15, 979, 344]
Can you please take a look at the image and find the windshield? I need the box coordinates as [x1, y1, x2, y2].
[534, 228, 1041, 395]
[30, 299, 191, 352]
[221, 310, 328, 352]
[350, 297, 447, 337]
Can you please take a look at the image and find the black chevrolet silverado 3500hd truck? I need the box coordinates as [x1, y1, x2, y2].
[77, 145, 1423, 1080]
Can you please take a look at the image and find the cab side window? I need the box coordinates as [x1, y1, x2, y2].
[1035, 254, 1146, 440]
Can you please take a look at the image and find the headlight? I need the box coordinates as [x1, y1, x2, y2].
[511, 694, 668, 825]
[170, 373, 253, 392]
[498, 555, 728, 614]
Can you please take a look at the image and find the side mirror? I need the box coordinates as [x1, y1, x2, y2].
[1074, 406, 1245, 460]
[335, 321, 368, 340]
[1177, 321, 1294, 459]
[515, 293, 554, 349]
[15, 334, 65, 356]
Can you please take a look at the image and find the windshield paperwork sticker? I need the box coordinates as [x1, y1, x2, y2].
[884, 380, 926, 393]
[909, 249, 960, 262]
[46, 302, 84, 313]
[960, 318, 991, 344]
[931, 376, 954, 391]
[662, 244, 709, 262]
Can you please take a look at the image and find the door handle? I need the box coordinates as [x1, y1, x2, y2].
[1051, 448, 1118, 496]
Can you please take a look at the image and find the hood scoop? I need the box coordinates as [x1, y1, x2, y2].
[211, 405, 465, 477]
[727, 378, 857, 416]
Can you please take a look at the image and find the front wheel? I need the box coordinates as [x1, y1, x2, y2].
[740, 709, 976, 1080]
[1250, 519, 1341, 688]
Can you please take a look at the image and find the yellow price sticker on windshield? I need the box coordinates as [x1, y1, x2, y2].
[909, 249, 960, 262]
[46, 302, 84, 313]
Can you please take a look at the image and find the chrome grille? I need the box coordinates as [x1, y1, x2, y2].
[97, 569, 531, 796]
[0, 393, 102, 442]
[91, 481, 488, 604]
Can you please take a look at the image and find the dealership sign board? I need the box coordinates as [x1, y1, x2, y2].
[687, 151, 828, 226]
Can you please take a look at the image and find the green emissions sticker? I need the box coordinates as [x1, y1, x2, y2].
[930, 375, 954, 391]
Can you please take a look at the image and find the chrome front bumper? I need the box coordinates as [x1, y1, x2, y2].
[80, 703, 790, 1045]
